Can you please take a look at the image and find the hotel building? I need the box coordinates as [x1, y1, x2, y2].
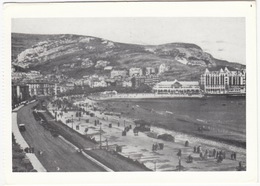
[12, 83, 30, 107]
[200, 67, 246, 94]
[27, 81, 55, 96]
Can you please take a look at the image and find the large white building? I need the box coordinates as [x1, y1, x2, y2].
[27, 81, 55, 96]
[153, 80, 200, 94]
[110, 69, 127, 78]
[200, 67, 246, 94]
[92, 80, 107, 88]
[129, 68, 143, 77]
[158, 64, 167, 74]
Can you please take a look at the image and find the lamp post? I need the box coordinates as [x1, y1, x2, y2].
[71, 114, 74, 129]
[106, 138, 108, 150]
[99, 124, 102, 149]
[55, 108, 58, 121]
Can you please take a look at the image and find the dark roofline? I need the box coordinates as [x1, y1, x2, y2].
[208, 66, 238, 72]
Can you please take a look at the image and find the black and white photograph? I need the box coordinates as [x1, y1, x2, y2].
[3, 1, 257, 184]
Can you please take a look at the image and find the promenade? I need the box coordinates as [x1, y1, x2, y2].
[90, 93, 203, 101]
[48, 97, 246, 171]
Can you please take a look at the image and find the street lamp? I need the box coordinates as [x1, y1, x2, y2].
[99, 124, 102, 149]
[106, 138, 108, 150]
[71, 114, 74, 129]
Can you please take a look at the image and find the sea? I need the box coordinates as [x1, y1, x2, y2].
[100, 96, 246, 146]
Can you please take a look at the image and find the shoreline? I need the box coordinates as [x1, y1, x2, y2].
[87, 93, 246, 101]
[96, 97, 246, 148]
[89, 93, 204, 101]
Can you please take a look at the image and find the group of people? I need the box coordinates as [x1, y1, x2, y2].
[152, 143, 164, 151]
[193, 146, 229, 162]
[24, 147, 34, 153]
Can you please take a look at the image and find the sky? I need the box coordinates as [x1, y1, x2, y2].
[12, 18, 246, 64]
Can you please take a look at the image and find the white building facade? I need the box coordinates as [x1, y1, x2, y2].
[129, 68, 143, 77]
[153, 80, 201, 94]
[200, 67, 246, 94]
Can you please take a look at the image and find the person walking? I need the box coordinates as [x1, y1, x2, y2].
[177, 149, 182, 157]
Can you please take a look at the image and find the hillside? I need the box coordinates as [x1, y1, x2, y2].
[11, 33, 245, 81]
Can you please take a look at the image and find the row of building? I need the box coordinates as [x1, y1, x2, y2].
[110, 64, 168, 78]
[82, 64, 168, 88]
[152, 67, 246, 95]
[12, 66, 246, 107]
[12, 80, 74, 107]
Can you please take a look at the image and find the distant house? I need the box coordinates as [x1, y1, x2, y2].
[129, 67, 143, 77]
[110, 69, 127, 78]
[12, 72, 26, 80]
[92, 80, 107, 88]
[105, 79, 116, 87]
[95, 60, 110, 68]
[104, 66, 113, 71]
[145, 67, 157, 75]
[144, 75, 160, 86]
[25, 71, 43, 80]
[158, 64, 167, 74]
[62, 83, 75, 92]
[122, 78, 133, 87]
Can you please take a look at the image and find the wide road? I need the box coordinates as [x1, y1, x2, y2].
[17, 102, 105, 172]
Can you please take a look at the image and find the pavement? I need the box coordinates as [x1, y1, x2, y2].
[12, 107, 47, 172]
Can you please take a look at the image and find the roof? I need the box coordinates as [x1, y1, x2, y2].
[155, 80, 199, 87]
[104, 66, 113, 70]
[157, 80, 177, 86]
[12, 83, 28, 87]
[178, 81, 199, 86]
[207, 66, 238, 72]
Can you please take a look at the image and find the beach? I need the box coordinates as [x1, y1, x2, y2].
[47, 96, 246, 171]
[97, 96, 246, 147]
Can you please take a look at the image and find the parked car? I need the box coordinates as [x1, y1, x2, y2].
[18, 124, 26, 132]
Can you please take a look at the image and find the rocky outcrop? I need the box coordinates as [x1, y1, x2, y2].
[11, 33, 245, 79]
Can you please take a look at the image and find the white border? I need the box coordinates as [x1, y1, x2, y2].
[2, 1, 258, 185]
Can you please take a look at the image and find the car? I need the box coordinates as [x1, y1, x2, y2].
[18, 124, 26, 132]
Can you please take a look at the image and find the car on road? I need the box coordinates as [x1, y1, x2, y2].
[18, 123, 26, 132]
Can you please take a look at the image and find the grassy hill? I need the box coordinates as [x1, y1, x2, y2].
[11, 33, 245, 81]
